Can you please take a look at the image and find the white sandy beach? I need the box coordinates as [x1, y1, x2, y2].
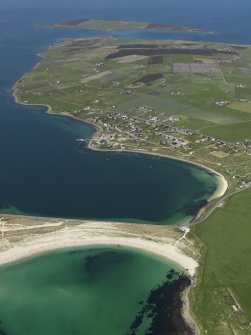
[0, 219, 198, 276]
[208, 172, 228, 201]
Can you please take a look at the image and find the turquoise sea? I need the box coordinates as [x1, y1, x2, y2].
[0, 247, 192, 335]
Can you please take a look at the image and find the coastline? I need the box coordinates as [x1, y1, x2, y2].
[13, 78, 228, 204]
[12, 76, 104, 134]
[207, 173, 228, 201]
[12, 38, 229, 205]
[0, 218, 198, 276]
[87, 144, 229, 202]
[10, 87, 203, 333]
[182, 287, 200, 335]
[0, 216, 199, 333]
[11, 49, 230, 335]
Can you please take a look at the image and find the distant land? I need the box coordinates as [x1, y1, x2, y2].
[37, 18, 214, 34]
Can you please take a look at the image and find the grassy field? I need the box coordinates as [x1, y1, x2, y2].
[229, 102, 251, 113]
[204, 121, 251, 142]
[18, 38, 251, 127]
[15, 38, 251, 191]
[190, 188, 251, 334]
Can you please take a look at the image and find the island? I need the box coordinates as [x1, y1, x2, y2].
[38, 18, 213, 34]
[11, 35, 251, 334]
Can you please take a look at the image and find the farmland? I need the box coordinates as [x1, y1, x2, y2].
[15, 38, 251, 197]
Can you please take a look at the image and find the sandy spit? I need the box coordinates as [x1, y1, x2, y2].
[0, 219, 198, 277]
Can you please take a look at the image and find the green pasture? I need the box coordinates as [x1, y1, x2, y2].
[18, 39, 251, 128]
[191, 188, 251, 334]
[203, 121, 251, 142]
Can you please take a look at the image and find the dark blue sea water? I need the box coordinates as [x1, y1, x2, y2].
[0, 0, 246, 223]
[2, 0, 251, 44]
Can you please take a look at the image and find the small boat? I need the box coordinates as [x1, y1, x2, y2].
[76, 138, 88, 144]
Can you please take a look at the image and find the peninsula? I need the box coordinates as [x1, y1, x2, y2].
[14, 38, 251, 204]
[12, 34, 251, 335]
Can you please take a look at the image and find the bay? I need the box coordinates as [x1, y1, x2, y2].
[0, 246, 186, 335]
[0, 0, 221, 224]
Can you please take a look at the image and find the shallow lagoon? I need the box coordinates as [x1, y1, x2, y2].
[0, 246, 188, 335]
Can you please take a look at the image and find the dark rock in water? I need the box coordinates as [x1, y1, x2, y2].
[128, 270, 194, 335]
[0, 328, 7, 335]
[185, 199, 208, 217]
[130, 313, 144, 331]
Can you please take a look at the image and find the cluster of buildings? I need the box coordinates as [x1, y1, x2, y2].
[89, 105, 194, 151]
[87, 104, 251, 167]
[215, 100, 230, 106]
[171, 91, 186, 96]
